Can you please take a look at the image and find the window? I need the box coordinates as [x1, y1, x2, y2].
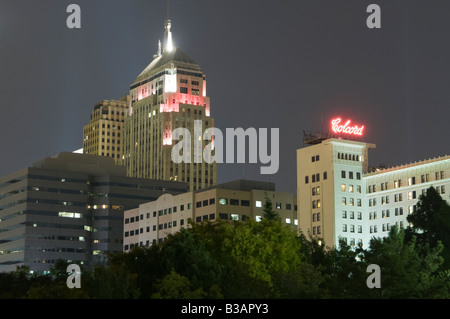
[356, 172, 361, 180]
[196, 201, 202, 208]
[180, 87, 188, 94]
[341, 170, 346, 178]
[203, 200, 208, 206]
[349, 185, 354, 193]
[276, 202, 281, 209]
[323, 172, 328, 180]
[341, 184, 346, 192]
[357, 212, 362, 220]
[342, 210, 347, 218]
[305, 176, 309, 184]
[219, 198, 228, 205]
[316, 187, 320, 195]
[231, 214, 239, 221]
[358, 225, 362, 233]
[286, 203, 292, 210]
[357, 185, 361, 193]
[350, 211, 354, 219]
[230, 199, 239, 206]
[342, 197, 347, 205]
[255, 200, 262, 208]
[241, 200, 250, 207]
[357, 199, 361, 207]
[209, 198, 215, 205]
[349, 172, 354, 179]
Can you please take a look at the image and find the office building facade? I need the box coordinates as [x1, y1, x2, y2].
[0, 152, 187, 274]
[82, 96, 130, 165]
[123, 180, 297, 251]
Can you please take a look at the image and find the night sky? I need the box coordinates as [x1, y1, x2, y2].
[0, 0, 449, 193]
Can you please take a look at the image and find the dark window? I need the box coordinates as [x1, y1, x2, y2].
[241, 200, 250, 207]
[230, 199, 239, 205]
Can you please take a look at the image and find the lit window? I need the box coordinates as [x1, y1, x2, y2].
[255, 201, 262, 208]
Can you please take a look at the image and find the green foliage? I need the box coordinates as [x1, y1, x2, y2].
[406, 186, 450, 268]
[364, 226, 448, 298]
[2, 203, 450, 299]
[262, 193, 281, 221]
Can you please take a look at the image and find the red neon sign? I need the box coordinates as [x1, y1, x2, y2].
[331, 118, 364, 136]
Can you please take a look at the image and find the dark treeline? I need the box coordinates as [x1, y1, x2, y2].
[2, 187, 450, 299]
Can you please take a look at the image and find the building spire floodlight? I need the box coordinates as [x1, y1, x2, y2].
[164, 19, 174, 52]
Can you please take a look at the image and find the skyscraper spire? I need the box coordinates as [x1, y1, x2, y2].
[164, 19, 174, 52]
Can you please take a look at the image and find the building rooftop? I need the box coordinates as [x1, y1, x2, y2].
[364, 154, 450, 177]
[134, 47, 201, 83]
[197, 179, 276, 193]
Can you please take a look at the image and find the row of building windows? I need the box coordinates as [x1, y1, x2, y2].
[337, 152, 362, 162]
[342, 211, 363, 220]
[341, 170, 361, 180]
[341, 184, 362, 193]
[369, 221, 405, 233]
[125, 219, 187, 237]
[125, 204, 193, 224]
[305, 172, 328, 184]
[341, 197, 362, 207]
[368, 187, 445, 207]
[367, 171, 446, 193]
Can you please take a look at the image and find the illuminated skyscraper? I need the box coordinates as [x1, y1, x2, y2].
[122, 20, 216, 191]
[83, 96, 130, 164]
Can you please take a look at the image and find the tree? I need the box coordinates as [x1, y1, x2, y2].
[151, 270, 206, 299]
[406, 186, 450, 268]
[262, 193, 280, 221]
[363, 226, 449, 298]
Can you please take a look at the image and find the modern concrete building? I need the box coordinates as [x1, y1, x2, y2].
[122, 20, 216, 191]
[297, 133, 450, 250]
[0, 152, 187, 274]
[123, 180, 297, 251]
[82, 96, 130, 165]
